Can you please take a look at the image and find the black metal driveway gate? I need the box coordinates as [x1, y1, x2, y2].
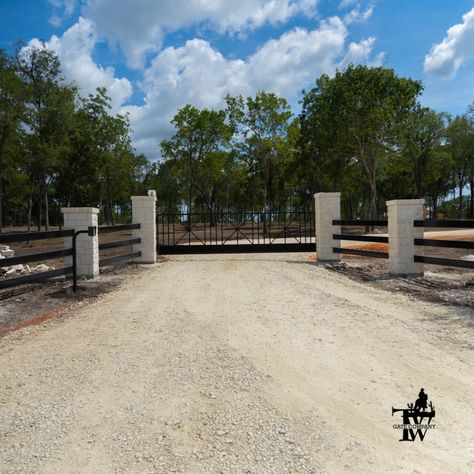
[157, 209, 315, 254]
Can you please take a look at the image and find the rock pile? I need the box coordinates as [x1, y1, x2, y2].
[0, 246, 55, 277]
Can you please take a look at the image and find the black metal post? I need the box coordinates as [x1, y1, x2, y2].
[72, 226, 97, 293]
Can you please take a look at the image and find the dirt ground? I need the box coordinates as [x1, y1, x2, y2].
[325, 256, 474, 309]
[0, 264, 150, 333]
[0, 254, 472, 473]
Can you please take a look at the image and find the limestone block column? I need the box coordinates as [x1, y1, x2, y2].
[387, 199, 424, 276]
[61, 207, 99, 278]
[131, 191, 157, 264]
[314, 192, 341, 262]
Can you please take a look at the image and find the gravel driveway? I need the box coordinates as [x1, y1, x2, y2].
[0, 254, 473, 473]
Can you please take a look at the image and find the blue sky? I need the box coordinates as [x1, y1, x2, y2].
[1, 0, 474, 159]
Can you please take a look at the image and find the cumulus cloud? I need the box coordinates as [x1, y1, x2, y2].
[48, 0, 76, 26]
[34, 3, 383, 158]
[338, 0, 359, 9]
[424, 7, 474, 79]
[122, 17, 382, 158]
[339, 37, 384, 68]
[343, 4, 374, 24]
[83, 0, 318, 68]
[29, 18, 132, 110]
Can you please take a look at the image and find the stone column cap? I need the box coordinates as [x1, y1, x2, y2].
[386, 198, 425, 207]
[131, 195, 157, 202]
[61, 207, 99, 214]
[314, 192, 341, 198]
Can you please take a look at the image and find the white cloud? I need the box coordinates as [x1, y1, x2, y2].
[339, 37, 384, 68]
[48, 0, 76, 26]
[424, 7, 474, 79]
[122, 17, 382, 159]
[29, 18, 132, 110]
[338, 0, 359, 9]
[83, 0, 318, 68]
[32, 4, 383, 159]
[343, 4, 374, 24]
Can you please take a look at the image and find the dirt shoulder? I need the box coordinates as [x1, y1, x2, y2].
[321, 255, 474, 309]
[0, 254, 472, 473]
[0, 263, 151, 334]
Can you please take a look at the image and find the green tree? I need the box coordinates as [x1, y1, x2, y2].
[300, 65, 423, 219]
[16, 43, 77, 230]
[226, 91, 295, 212]
[161, 105, 234, 219]
[0, 49, 25, 231]
[399, 106, 448, 198]
[446, 115, 473, 218]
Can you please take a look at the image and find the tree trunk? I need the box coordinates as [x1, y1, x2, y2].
[186, 190, 192, 231]
[37, 185, 42, 231]
[433, 195, 438, 219]
[470, 179, 474, 218]
[106, 173, 114, 226]
[44, 183, 49, 231]
[27, 193, 33, 232]
[459, 180, 463, 219]
[0, 171, 3, 233]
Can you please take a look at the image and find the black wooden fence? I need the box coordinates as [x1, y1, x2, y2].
[332, 220, 389, 259]
[414, 220, 474, 269]
[98, 223, 141, 267]
[0, 223, 142, 292]
[0, 230, 74, 290]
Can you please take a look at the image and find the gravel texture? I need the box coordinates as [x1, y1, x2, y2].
[0, 254, 473, 473]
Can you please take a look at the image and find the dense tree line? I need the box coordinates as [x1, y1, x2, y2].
[1, 44, 474, 230]
[153, 65, 474, 219]
[0, 45, 147, 230]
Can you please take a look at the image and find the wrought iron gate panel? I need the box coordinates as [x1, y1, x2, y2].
[157, 209, 315, 254]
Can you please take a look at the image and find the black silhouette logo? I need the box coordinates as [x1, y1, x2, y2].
[392, 388, 436, 442]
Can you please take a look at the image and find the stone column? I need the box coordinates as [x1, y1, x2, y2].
[314, 192, 341, 262]
[387, 199, 424, 276]
[131, 191, 157, 264]
[61, 207, 99, 278]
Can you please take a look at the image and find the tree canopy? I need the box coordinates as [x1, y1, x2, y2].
[1, 44, 474, 230]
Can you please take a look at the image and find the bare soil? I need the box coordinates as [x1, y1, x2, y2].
[324, 259, 474, 308]
[0, 254, 472, 473]
[0, 263, 149, 334]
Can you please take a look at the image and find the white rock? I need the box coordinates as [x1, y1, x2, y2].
[11, 264, 24, 272]
[1, 249, 14, 257]
[33, 264, 50, 272]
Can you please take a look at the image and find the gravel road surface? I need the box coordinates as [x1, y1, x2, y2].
[0, 254, 473, 473]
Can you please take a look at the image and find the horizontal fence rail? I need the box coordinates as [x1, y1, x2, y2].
[414, 238, 474, 250]
[0, 248, 73, 267]
[161, 243, 316, 255]
[333, 234, 388, 243]
[414, 255, 474, 269]
[414, 219, 474, 228]
[332, 220, 388, 227]
[0, 229, 73, 244]
[98, 223, 141, 233]
[333, 247, 389, 259]
[99, 238, 140, 250]
[0, 266, 73, 290]
[99, 251, 141, 267]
